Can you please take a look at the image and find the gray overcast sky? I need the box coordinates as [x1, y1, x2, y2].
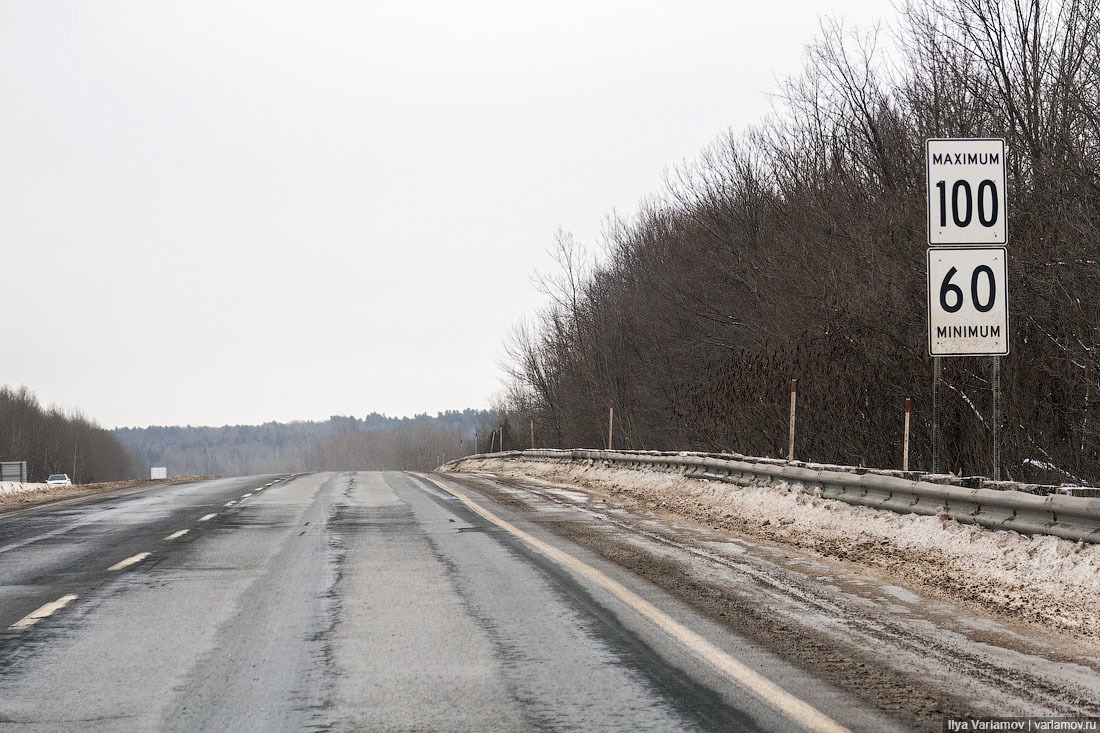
[1, 1, 888, 429]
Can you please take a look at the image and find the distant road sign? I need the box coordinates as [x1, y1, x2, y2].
[927, 139, 1007, 245]
[927, 247, 1009, 356]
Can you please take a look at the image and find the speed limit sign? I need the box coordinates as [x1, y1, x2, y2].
[927, 247, 1009, 356]
[927, 139, 1006, 244]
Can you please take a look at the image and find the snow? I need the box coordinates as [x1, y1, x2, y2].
[449, 457, 1100, 636]
[0, 482, 49, 497]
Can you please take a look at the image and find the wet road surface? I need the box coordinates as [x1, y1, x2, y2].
[1, 471, 1094, 731]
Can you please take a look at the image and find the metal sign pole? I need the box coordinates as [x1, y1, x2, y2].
[993, 356, 1001, 480]
[932, 357, 942, 474]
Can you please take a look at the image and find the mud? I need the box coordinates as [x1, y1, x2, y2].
[448, 458, 1100, 639]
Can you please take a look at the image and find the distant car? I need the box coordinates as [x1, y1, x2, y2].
[46, 473, 72, 487]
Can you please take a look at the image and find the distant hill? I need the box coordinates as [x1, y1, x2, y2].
[113, 410, 496, 477]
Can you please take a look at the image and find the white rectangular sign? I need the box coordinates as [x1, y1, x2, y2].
[927, 138, 1007, 244]
[151, 466, 168, 480]
[927, 247, 1009, 356]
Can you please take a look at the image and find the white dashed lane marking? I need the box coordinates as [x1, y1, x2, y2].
[108, 552, 151, 571]
[224, 501, 236, 507]
[9, 594, 78, 631]
[164, 530, 189, 541]
[198, 513, 217, 521]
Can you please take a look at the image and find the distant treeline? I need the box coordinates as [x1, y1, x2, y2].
[0, 386, 137, 483]
[497, 0, 1100, 484]
[114, 410, 498, 476]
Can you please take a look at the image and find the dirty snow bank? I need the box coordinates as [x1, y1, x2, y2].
[448, 457, 1100, 636]
[0, 481, 49, 497]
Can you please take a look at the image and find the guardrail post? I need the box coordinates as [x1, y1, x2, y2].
[788, 379, 798, 462]
[903, 398, 911, 472]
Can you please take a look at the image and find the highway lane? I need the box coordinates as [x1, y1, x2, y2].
[5, 470, 1078, 731]
[0, 475, 289, 633]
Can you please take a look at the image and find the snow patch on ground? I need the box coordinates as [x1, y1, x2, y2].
[448, 457, 1100, 637]
[0, 481, 48, 497]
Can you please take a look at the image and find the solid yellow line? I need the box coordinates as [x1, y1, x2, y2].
[198, 513, 217, 522]
[10, 594, 78, 630]
[415, 473, 849, 733]
[108, 552, 151, 571]
[164, 529, 189, 541]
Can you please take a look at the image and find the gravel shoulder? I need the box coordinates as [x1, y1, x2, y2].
[446, 458, 1100, 639]
[441, 463, 1100, 727]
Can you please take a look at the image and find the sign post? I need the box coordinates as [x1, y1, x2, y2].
[993, 356, 1001, 480]
[932, 358, 941, 474]
[926, 138, 1009, 479]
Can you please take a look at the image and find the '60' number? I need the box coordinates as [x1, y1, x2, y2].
[939, 265, 996, 313]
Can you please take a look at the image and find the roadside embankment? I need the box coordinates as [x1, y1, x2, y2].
[445, 456, 1100, 637]
[0, 476, 218, 514]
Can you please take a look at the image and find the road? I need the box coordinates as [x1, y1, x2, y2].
[0, 471, 1096, 732]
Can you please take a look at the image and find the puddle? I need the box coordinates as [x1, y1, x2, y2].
[544, 489, 590, 503]
[881, 585, 922, 604]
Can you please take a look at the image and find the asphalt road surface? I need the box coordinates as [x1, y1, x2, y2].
[0, 471, 1096, 732]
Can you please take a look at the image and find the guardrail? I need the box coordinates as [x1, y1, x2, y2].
[442, 449, 1100, 544]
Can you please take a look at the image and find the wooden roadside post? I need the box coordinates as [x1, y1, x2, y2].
[530, 417, 535, 449]
[787, 379, 798, 462]
[903, 398, 912, 471]
[608, 400, 614, 451]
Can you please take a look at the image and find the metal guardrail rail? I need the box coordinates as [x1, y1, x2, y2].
[443, 449, 1100, 544]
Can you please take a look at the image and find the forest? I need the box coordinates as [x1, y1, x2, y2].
[115, 410, 496, 476]
[0, 386, 136, 483]
[493, 0, 1100, 485]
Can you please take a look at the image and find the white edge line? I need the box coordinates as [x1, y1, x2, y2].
[414, 473, 850, 733]
[10, 594, 79, 630]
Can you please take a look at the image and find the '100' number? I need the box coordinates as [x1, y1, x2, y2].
[935, 179, 998, 228]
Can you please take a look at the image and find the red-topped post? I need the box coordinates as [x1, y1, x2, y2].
[903, 398, 912, 471]
[787, 379, 798, 462]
